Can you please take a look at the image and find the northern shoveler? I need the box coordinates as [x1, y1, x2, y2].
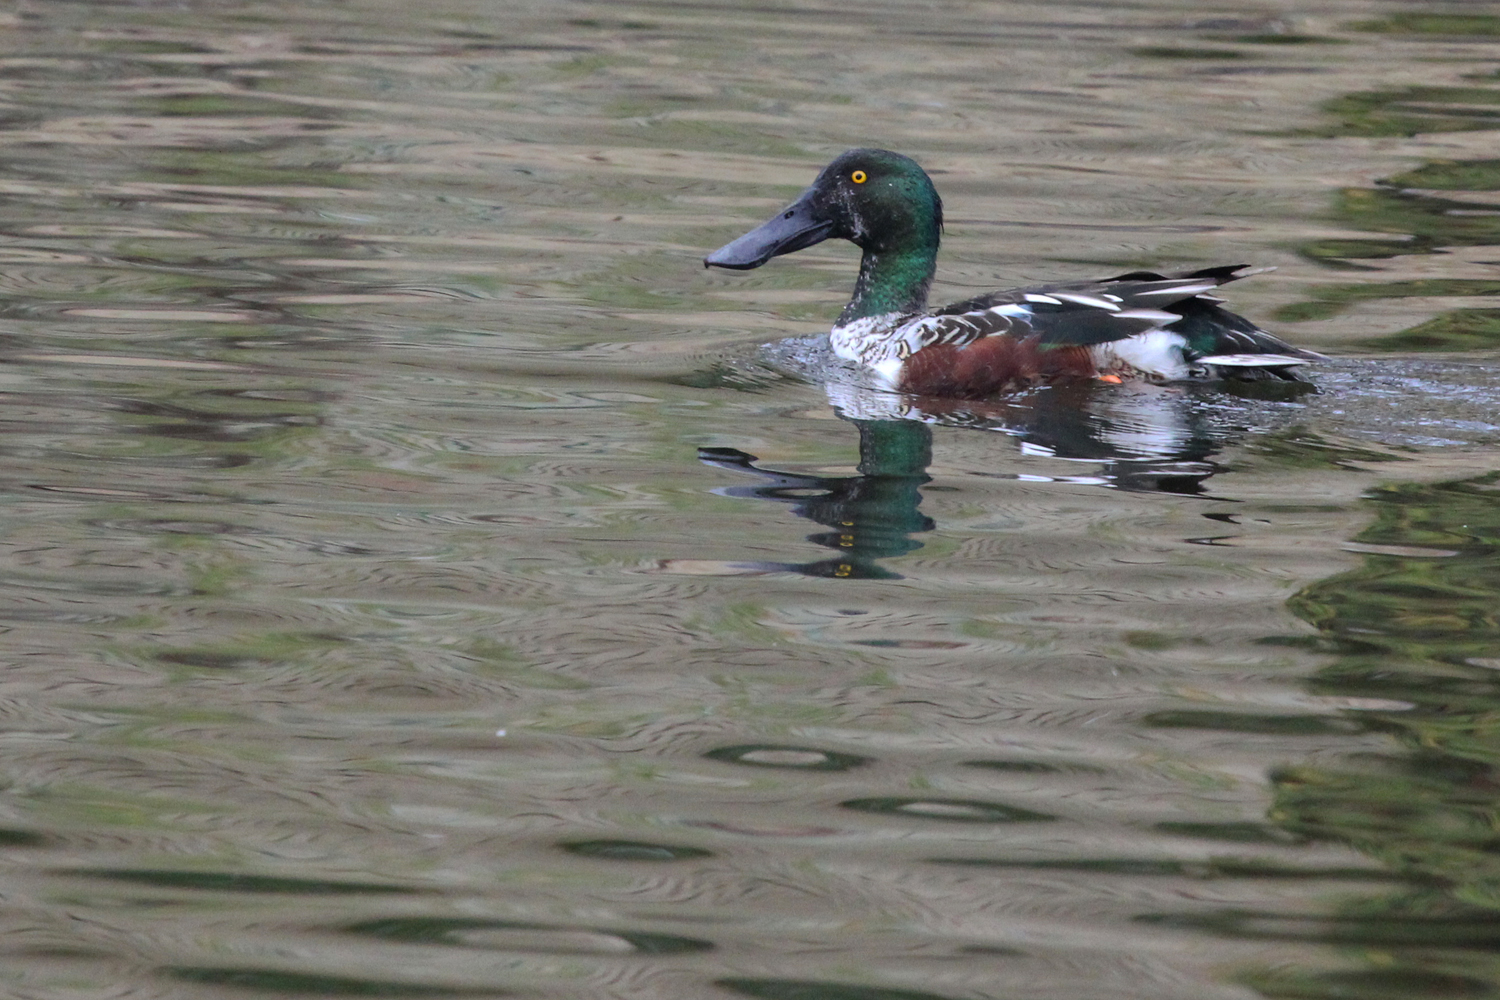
[705, 148, 1324, 398]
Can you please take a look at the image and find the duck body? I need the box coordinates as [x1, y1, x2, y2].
[705, 149, 1323, 399]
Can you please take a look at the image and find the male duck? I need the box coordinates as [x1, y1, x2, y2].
[705, 148, 1324, 398]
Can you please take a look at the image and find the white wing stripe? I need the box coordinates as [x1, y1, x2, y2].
[1130, 282, 1217, 298]
[1050, 292, 1120, 311]
[1113, 308, 1180, 323]
[1198, 353, 1313, 367]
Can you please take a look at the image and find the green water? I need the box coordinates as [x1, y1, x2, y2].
[0, 3, 1498, 999]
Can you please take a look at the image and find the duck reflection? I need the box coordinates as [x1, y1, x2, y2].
[858, 380, 1231, 496]
[701, 419, 934, 580]
[700, 379, 1277, 579]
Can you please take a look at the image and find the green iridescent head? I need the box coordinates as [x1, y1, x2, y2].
[705, 149, 943, 268]
[705, 149, 944, 320]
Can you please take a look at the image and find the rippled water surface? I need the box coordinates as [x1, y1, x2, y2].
[3, 3, 1500, 998]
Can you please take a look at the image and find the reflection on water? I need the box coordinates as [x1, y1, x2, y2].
[699, 380, 1287, 577]
[0, 3, 1498, 1000]
[1231, 470, 1500, 998]
[701, 420, 933, 579]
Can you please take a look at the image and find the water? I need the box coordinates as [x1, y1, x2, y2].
[1, 2, 1499, 998]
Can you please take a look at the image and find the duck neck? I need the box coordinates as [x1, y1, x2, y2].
[838, 244, 936, 325]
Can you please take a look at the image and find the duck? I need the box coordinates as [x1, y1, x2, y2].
[704, 148, 1324, 399]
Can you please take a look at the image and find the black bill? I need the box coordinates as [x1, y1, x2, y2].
[704, 188, 834, 270]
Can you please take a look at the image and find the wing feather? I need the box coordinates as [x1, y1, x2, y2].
[908, 308, 1031, 348]
[927, 265, 1316, 362]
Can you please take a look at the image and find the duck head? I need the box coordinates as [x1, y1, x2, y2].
[704, 149, 943, 270]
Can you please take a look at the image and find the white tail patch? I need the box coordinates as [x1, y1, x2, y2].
[1199, 353, 1314, 367]
[1094, 330, 1189, 378]
[1024, 293, 1062, 305]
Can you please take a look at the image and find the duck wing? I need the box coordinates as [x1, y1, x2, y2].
[931, 265, 1323, 365]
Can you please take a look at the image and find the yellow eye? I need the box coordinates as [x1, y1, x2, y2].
[850, 170, 867, 184]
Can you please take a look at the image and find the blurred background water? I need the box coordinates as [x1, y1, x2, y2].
[2, 2, 1500, 998]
